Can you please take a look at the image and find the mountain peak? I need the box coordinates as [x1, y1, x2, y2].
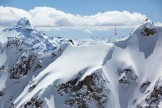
[16, 17, 31, 28]
[143, 19, 154, 28]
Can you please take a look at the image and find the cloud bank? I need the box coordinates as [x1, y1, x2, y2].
[0, 6, 147, 28]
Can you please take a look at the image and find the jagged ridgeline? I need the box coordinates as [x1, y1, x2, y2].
[0, 18, 162, 108]
[0, 17, 67, 54]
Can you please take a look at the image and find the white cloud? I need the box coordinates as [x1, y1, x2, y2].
[83, 29, 92, 34]
[0, 6, 31, 26]
[0, 6, 147, 28]
[155, 22, 162, 26]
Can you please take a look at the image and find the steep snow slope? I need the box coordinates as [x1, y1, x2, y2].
[14, 43, 113, 108]
[0, 19, 162, 108]
[0, 35, 67, 108]
[103, 20, 162, 108]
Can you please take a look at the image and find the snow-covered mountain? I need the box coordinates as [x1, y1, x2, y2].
[0, 18, 162, 108]
[0, 17, 66, 54]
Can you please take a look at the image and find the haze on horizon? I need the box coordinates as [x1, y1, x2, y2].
[0, 0, 161, 39]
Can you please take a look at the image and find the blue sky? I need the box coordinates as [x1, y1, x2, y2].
[0, 0, 162, 39]
[1, 0, 162, 22]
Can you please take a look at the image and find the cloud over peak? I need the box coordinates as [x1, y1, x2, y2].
[0, 6, 147, 27]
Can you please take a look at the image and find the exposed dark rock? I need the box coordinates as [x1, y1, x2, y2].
[118, 68, 138, 91]
[6, 38, 22, 48]
[118, 68, 132, 76]
[28, 85, 36, 92]
[0, 49, 4, 53]
[137, 78, 162, 107]
[0, 65, 5, 72]
[10, 54, 37, 79]
[68, 39, 74, 45]
[119, 78, 130, 85]
[145, 85, 162, 106]
[24, 97, 43, 108]
[140, 81, 151, 92]
[57, 78, 78, 95]
[140, 27, 156, 36]
[141, 81, 151, 88]
[133, 98, 137, 105]
[57, 70, 109, 108]
[34, 62, 42, 71]
[0, 90, 5, 96]
[51, 52, 56, 57]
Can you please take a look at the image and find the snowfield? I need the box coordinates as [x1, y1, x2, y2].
[0, 18, 162, 108]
